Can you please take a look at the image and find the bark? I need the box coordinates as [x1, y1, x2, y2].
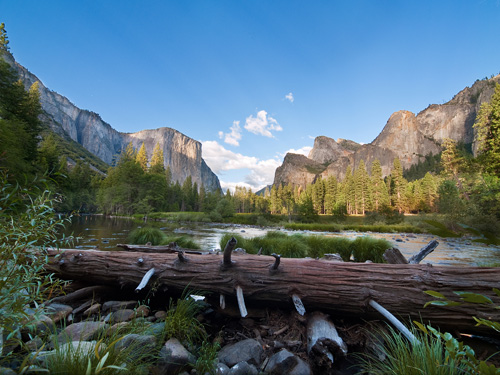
[46, 248, 500, 334]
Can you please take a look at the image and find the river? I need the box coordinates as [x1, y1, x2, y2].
[61, 215, 500, 267]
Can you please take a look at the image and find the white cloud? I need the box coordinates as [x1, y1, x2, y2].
[202, 140, 281, 191]
[278, 145, 313, 158]
[244, 110, 283, 138]
[218, 121, 242, 146]
[285, 92, 294, 103]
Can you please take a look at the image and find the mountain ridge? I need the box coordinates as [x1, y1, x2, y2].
[3, 52, 221, 191]
[274, 75, 500, 188]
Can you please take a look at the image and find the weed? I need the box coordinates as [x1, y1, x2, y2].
[350, 236, 391, 263]
[127, 226, 166, 245]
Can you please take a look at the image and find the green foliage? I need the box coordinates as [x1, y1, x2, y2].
[162, 296, 207, 346]
[0, 172, 70, 362]
[357, 325, 471, 375]
[192, 341, 220, 375]
[127, 226, 166, 245]
[350, 236, 390, 263]
[304, 236, 352, 260]
[161, 235, 200, 249]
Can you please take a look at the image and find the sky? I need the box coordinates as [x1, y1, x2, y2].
[2, 1, 500, 192]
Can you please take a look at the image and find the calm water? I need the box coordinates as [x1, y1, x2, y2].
[61, 215, 500, 267]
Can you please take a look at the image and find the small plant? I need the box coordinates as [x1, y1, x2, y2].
[161, 235, 200, 249]
[193, 341, 220, 375]
[357, 325, 470, 375]
[162, 295, 207, 346]
[127, 226, 166, 245]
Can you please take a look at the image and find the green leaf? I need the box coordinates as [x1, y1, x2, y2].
[424, 300, 461, 308]
[413, 321, 428, 334]
[492, 288, 500, 298]
[454, 291, 493, 304]
[424, 290, 447, 299]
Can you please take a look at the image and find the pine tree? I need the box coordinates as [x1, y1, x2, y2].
[391, 158, 407, 213]
[343, 167, 355, 215]
[150, 142, 165, 173]
[440, 138, 469, 200]
[136, 143, 148, 171]
[0, 23, 9, 53]
[474, 83, 500, 175]
[324, 176, 338, 214]
[370, 159, 389, 212]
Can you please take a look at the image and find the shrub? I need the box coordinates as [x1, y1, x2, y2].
[127, 226, 166, 245]
[0, 173, 70, 362]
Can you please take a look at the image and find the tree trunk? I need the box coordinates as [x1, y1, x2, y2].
[46, 248, 500, 335]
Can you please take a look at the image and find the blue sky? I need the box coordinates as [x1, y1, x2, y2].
[3, 1, 500, 191]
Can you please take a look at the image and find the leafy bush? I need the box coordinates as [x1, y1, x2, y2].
[0, 173, 70, 361]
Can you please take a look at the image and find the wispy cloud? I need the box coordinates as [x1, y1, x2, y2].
[285, 92, 294, 103]
[218, 121, 242, 146]
[244, 110, 282, 138]
[202, 140, 281, 191]
[279, 145, 313, 158]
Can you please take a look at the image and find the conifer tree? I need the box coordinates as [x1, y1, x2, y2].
[474, 83, 500, 175]
[324, 176, 338, 214]
[150, 142, 165, 173]
[136, 143, 148, 171]
[0, 23, 9, 52]
[370, 159, 389, 211]
[391, 158, 407, 213]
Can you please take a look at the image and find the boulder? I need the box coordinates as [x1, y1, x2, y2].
[156, 338, 195, 374]
[264, 349, 312, 375]
[218, 338, 263, 367]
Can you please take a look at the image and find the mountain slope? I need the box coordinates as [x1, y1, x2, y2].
[274, 75, 500, 188]
[3, 52, 221, 191]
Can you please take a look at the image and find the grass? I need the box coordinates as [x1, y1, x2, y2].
[219, 231, 392, 262]
[357, 325, 470, 375]
[127, 226, 200, 249]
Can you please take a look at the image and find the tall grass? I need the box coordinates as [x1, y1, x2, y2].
[127, 227, 200, 249]
[357, 325, 470, 375]
[219, 231, 391, 262]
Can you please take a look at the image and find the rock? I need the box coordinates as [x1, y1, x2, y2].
[83, 303, 101, 317]
[216, 362, 230, 375]
[57, 321, 108, 344]
[135, 305, 150, 317]
[110, 309, 136, 323]
[229, 361, 258, 375]
[114, 334, 157, 361]
[102, 300, 137, 313]
[264, 349, 312, 375]
[45, 303, 73, 323]
[0, 367, 17, 375]
[143, 322, 166, 337]
[155, 310, 168, 320]
[322, 253, 344, 262]
[157, 338, 196, 374]
[36, 340, 106, 367]
[218, 338, 263, 368]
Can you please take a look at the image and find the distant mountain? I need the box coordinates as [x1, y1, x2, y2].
[274, 75, 500, 188]
[3, 52, 221, 191]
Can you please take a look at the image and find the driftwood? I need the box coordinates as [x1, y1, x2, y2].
[117, 243, 209, 255]
[307, 311, 347, 366]
[46, 247, 500, 334]
[383, 240, 439, 265]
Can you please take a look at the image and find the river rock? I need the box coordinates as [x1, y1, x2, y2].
[264, 349, 312, 375]
[156, 338, 195, 374]
[45, 303, 74, 323]
[110, 309, 136, 323]
[102, 300, 137, 312]
[218, 338, 263, 367]
[216, 363, 230, 375]
[115, 334, 157, 361]
[57, 321, 108, 343]
[229, 361, 259, 375]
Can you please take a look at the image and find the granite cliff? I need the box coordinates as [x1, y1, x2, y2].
[4, 53, 221, 191]
[274, 75, 500, 188]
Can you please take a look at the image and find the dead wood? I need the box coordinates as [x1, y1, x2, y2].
[45, 248, 500, 334]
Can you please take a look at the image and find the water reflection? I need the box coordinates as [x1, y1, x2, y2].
[61, 215, 500, 267]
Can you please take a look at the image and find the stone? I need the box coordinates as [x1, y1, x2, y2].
[102, 300, 137, 313]
[83, 303, 101, 317]
[157, 338, 196, 374]
[264, 349, 312, 375]
[0, 367, 17, 375]
[45, 303, 73, 323]
[57, 321, 108, 344]
[35, 341, 106, 367]
[229, 361, 258, 375]
[114, 334, 157, 361]
[218, 338, 263, 367]
[143, 322, 166, 336]
[110, 309, 136, 323]
[155, 310, 167, 320]
[216, 362, 230, 375]
[135, 305, 150, 317]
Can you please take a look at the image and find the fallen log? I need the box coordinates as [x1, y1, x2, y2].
[117, 243, 209, 255]
[45, 248, 500, 335]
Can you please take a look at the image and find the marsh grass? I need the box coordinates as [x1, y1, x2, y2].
[127, 226, 166, 245]
[219, 231, 391, 262]
[357, 326, 470, 375]
[161, 235, 200, 249]
[192, 341, 220, 375]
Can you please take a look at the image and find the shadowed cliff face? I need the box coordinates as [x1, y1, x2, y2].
[274, 75, 500, 188]
[5, 53, 221, 191]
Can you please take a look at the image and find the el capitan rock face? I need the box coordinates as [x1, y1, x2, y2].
[4, 53, 221, 191]
[274, 75, 500, 188]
